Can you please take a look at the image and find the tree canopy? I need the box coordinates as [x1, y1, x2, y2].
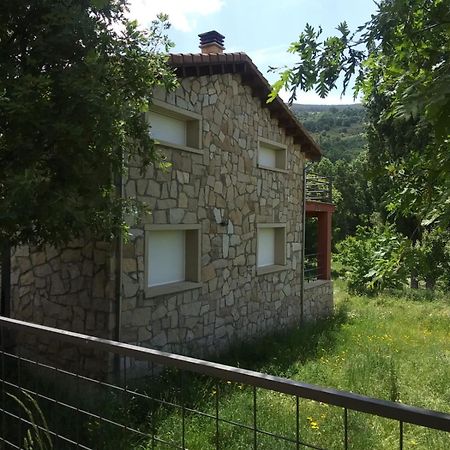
[272, 0, 450, 228]
[274, 0, 450, 291]
[0, 0, 176, 247]
[292, 104, 366, 161]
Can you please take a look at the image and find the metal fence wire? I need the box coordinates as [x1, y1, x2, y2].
[0, 316, 449, 450]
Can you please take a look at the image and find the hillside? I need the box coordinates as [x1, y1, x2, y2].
[291, 104, 366, 161]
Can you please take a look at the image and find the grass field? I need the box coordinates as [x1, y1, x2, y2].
[140, 281, 449, 449]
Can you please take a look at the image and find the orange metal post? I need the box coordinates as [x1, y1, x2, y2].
[317, 211, 332, 280]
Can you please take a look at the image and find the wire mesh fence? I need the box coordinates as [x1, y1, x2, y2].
[0, 316, 449, 449]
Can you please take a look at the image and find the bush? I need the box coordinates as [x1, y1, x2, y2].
[414, 227, 450, 290]
[337, 225, 411, 295]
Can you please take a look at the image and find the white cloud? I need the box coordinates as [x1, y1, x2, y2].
[127, 0, 224, 32]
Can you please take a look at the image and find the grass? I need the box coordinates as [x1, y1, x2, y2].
[133, 280, 450, 450]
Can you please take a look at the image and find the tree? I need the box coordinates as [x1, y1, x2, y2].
[337, 224, 411, 295]
[0, 0, 176, 247]
[271, 0, 450, 227]
[314, 153, 375, 244]
[0, 1, 177, 314]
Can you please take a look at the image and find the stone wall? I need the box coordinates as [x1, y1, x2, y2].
[11, 241, 116, 338]
[9, 71, 334, 362]
[120, 73, 331, 357]
[303, 280, 333, 321]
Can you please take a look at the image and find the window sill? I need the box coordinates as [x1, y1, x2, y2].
[256, 264, 287, 276]
[145, 281, 202, 298]
[157, 141, 204, 155]
[257, 164, 288, 174]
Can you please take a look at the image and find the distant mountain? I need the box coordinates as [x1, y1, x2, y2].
[291, 104, 366, 161]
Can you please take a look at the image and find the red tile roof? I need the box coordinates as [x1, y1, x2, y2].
[168, 52, 322, 161]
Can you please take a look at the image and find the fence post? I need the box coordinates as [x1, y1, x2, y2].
[1, 240, 11, 318]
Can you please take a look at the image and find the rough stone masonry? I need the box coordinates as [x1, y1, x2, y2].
[10, 71, 333, 363]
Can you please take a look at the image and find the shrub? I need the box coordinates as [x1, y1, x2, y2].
[337, 225, 411, 295]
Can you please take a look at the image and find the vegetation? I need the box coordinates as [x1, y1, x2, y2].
[292, 104, 366, 161]
[279, 0, 449, 292]
[6, 284, 448, 449]
[275, 0, 449, 228]
[7, 390, 53, 450]
[338, 225, 450, 295]
[313, 152, 374, 244]
[128, 281, 450, 450]
[0, 0, 176, 314]
[0, 1, 176, 247]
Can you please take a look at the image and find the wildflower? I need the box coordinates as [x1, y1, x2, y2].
[307, 416, 320, 430]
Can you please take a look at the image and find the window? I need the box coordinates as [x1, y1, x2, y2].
[257, 224, 286, 275]
[145, 224, 201, 297]
[257, 138, 287, 171]
[148, 99, 202, 154]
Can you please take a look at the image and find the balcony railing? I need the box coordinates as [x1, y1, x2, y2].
[306, 173, 332, 203]
[304, 253, 324, 281]
[0, 316, 449, 450]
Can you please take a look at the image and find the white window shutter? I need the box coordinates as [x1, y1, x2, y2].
[148, 230, 185, 286]
[258, 144, 277, 168]
[257, 228, 275, 267]
[148, 111, 186, 146]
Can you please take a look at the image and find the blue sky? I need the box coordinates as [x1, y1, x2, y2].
[128, 0, 378, 104]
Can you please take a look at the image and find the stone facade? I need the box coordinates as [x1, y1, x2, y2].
[119, 73, 331, 357]
[303, 280, 333, 321]
[10, 70, 333, 361]
[10, 241, 116, 339]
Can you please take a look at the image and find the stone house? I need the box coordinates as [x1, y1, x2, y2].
[8, 31, 334, 358]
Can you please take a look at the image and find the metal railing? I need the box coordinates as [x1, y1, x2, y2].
[304, 253, 324, 281]
[306, 173, 332, 203]
[0, 316, 449, 449]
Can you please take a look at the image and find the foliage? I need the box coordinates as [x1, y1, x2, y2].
[8, 390, 53, 449]
[337, 223, 450, 294]
[0, 1, 177, 247]
[273, 0, 450, 227]
[337, 225, 411, 295]
[313, 153, 374, 244]
[412, 227, 450, 289]
[133, 284, 450, 449]
[42, 285, 448, 449]
[292, 104, 366, 161]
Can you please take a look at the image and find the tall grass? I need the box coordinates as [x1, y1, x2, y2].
[137, 280, 449, 449]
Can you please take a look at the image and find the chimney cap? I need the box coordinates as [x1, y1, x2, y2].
[198, 30, 225, 49]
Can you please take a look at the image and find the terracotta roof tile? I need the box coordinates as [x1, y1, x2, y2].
[168, 52, 321, 160]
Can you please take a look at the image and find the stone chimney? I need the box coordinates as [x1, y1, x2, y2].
[198, 30, 225, 54]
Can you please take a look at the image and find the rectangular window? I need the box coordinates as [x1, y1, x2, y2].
[257, 224, 287, 275]
[258, 138, 287, 171]
[145, 224, 201, 297]
[148, 230, 185, 286]
[257, 228, 275, 267]
[147, 111, 186, 147]
[148, 99, 202, 154]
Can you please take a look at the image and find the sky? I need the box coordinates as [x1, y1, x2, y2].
[127, 0, 378, 104]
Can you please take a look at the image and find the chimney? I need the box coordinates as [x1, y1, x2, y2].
[199, 30, 225, 54]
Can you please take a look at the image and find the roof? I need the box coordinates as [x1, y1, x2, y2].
[168, 52, 322, 161]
